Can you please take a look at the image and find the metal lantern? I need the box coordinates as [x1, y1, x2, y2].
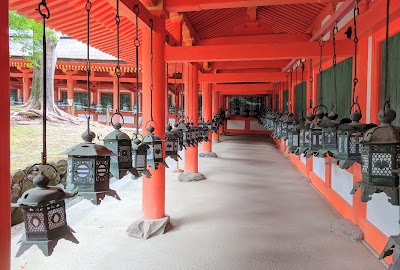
[351, 107, 400, 205]
[75, 101, 82, 111]
[281, 112, 295, 140]
[379, 235, 400, 270]
[95, 103, 103, 114]
[286, 118, 303, 154]
[272, 113, 283, 138]
[305, 108, 326, 158]
[143, 126, 169, 170]
[132, 104, 138, 115]
[178, 107, 184, 117]
[212, 114, 220, 134]
[295, 113, 315, 156]
[315, 110, 340, 158]
[168, 106, 176, 114]
[331, 110, 376, 169]
[165, 125, 181, 161]
[122, 103, 129, 111]
[131, 136, 151, 178]
[12, 171, 78, 257]
[177, 119, 190, 148]
[103, 121, 139, 179]
[63, 130, 119, 205]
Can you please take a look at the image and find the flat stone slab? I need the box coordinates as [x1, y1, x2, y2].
[331, 219, 364, 242]
[199, 152, 218, 158]
[178, 172, 206, 182]
[127, 215, 170, 240]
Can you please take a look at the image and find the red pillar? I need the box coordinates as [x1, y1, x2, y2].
[183, 62, 190, 119]
[202, 83, 212, 152]
[54, 86, 59, 101]
[22, 71, 31, 103]
[67, 74, 74, 114]
[184, 63, 199, 173]
[212, 89, 220, 142]
[141, 17, 166, 220]
[0, 0, 11, 268]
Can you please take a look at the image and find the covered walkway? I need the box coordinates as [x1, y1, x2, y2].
[11, 135, 384, 270]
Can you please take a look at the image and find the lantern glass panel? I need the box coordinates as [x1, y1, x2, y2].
[154, 143, 163, 160]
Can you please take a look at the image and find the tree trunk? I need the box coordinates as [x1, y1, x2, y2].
[14, 34, 79, 124]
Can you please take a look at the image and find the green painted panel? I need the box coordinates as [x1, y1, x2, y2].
[381, 33, 400, 126]
[295, 81, 307, 119]
[283, 90, 289, 112]
[317, 57, 352, 119]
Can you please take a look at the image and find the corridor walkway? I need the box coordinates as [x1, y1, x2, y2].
[11, 135, 385, 270]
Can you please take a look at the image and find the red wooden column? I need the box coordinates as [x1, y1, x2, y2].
[128, 16, 169, 239]
[212, 89, 220, 142]
[0, 0, 11, 268]
[201, 83, 213, 153]
[54, 86, 59, 101]
[66, 74, 74, 114]
[179, 63, 205, 181]
[22, 70, 31, 103]
[142, 17, 166, 219]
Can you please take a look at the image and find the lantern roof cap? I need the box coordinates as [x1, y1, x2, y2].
[63, 130, 117, 156]
[104, 124, 131, 141]
[363, 124, 400, 144]
[16, 172, 68, 206]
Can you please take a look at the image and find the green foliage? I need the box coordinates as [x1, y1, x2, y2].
[9, 10, 57, 67]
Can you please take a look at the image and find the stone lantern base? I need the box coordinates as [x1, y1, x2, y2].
[199, 152, 218, 158]
[127, 216, 171, 240]
[178, 172, 206, 182]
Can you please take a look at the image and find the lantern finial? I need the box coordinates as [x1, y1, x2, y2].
[81, 129, 95, 142]
[378, 107, 396, 125]
[33, 172, 50, 188]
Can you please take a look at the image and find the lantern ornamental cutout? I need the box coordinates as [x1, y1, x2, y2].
[351, 107, 400, 205]
[63, 130, 120, 205]
[316, 110, 340, 158]
[143, 125, 169, 170]
[332, 110, 376, 169]
[165, 125, 181, 161]
[131, 136, 152, 178]
[12, 170, 78, 257]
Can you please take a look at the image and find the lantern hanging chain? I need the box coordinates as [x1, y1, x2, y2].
[290, 68, 293, 112]
[319, 39, 325, 103]
[333, 22, 338, 112]
[384, 0, 390, 105]
[134, 5, 140, 134]
[301, 60, 305, 118]
[150, 19, 154, 121]
[37, 0, 50, 165]
[352, 0, 359, 107]
[174, 63, 177, 118]
[86, 0, 92, 133]
[115, 0, 121, 113]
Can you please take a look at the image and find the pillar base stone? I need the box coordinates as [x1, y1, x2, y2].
[212, 140, 221, 143]
[127, 215, 170, 240]
[178, 172, 206, 182]
[199, 152, 218, 158]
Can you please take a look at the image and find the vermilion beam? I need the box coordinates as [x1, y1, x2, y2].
[199, 72, 306, 83]
[165, 0, 342, 12]
[165, 40, 354, 62]
[213, 60, 290, 70]
[220, 90, 272, 95]
[213, 83, 274, 91]
[0, 0, 10, 269]
[198, 34, 311, 46]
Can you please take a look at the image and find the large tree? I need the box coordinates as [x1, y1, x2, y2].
[9, 10, 77, 123]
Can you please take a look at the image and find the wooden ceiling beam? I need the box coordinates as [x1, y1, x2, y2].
[165, 40, 353, 62]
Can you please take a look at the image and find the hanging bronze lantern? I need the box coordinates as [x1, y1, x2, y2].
[305, 106, 327, 158]
[176, 119, 190, 148]
[131, 135, 151, 178]
[12, 168, 78, 257]
[272, 112, 283, 138]
[165, 124, 181, 161]
[351, 105, 400, 205]
[95, 103, 103, 114]
[172, 121, 185, 150]
[64, 130, 119, 204]
[132, 103, 138, 115]
[330, 107, 376, 169]
[315, 109, 340, 158]
[212, 114, 220, 133]
[143, 125, 169, 170]
[295, 113, 315, 155]
[286, 118, 303, 154]
[281, 112, 295, 140]
[103, 115, 139, 179]
[379, 234, 400, 270]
